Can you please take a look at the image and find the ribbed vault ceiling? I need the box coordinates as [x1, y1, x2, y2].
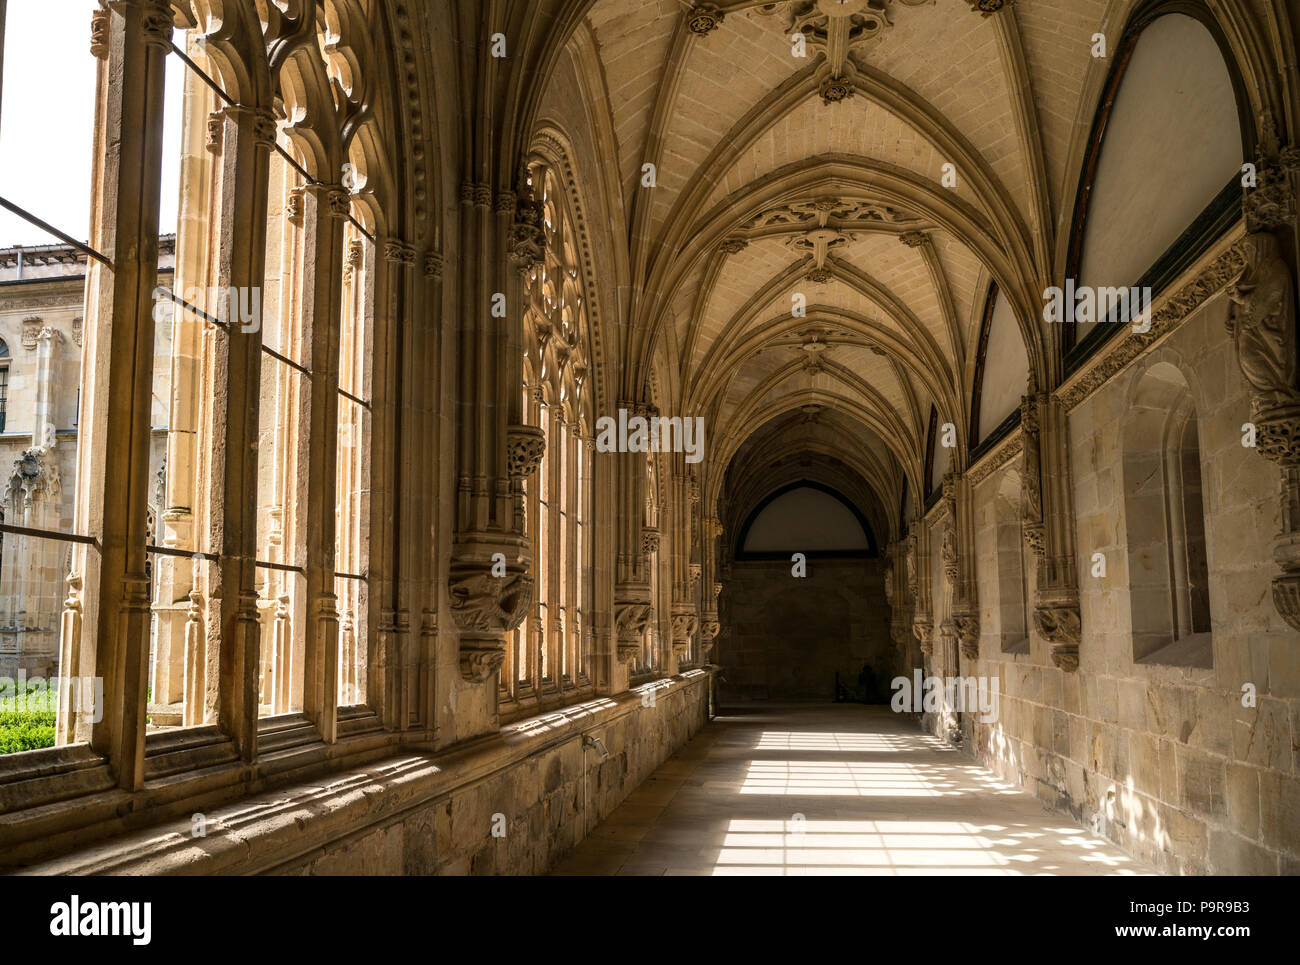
[542, 0, 1116, 537]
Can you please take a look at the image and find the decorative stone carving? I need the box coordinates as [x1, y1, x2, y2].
[670, 612, 698, 656]
[206, 113, 224, 154]
[913, 618, 932, 657]
[326, 187, 352, 219]
[954, 613, 979, 660]
[90, 8, 109, 59]
[448, 569, 533, 681]
[941, 525, 958, 588]
[615, 602, 652, 663]
[506, 424, 546, 478]
[967, 0, 1014, 15]
[72, 317, 83, 347]
[1226, 232, 1298, 418]
[21, 316, 41, 350]
[698, 619, 720, 661]
[1061, 241, 1247, 411]
[1034, 603, 1081, 672]
[508, 197, 546, 273]
[898, 230, 927, 247]
[719, 237, 748, 255]
[687, 4, 725, 35]
[1243, 153, 1295, 233]
[425, 252, 444, 278]
[817, 74, 855, 104]
[141, 1, 174, 50]
[689, 563, 702, 587]
[384, 240, 416, 267]
[1020, 394, 1045, 556]
[7, 448, 61, 507]
[643, 528, 660, 556]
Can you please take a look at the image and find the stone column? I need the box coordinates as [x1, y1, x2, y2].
[908, 522, 933, 663]
[57, 0, 172, 789]
[1029, 392, 1082, 671]
[669, 461, 698, 669]
[298, 181, 349, 743]
[613, 433, 651, 677]
[203, 105, 277, 757]
[448, 175, 537, 692]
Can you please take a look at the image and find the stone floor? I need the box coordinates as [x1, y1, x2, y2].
[551, 703, 1155, 876]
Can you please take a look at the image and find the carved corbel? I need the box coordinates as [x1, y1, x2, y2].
[954, 613, 980, 661]
[670, 609, 699, 659]
[449, 564, 533, 682]
[614, 600, 652, 664]
[698, 619, 720, 662]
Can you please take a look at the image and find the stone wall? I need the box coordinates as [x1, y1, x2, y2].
[20, 672, 711, 875]
[936, 292, 1300, 875]
[717, 558, 893, 702]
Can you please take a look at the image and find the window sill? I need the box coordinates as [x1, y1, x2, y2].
[1135, 632, 1213, 669]
[1000, 636, 1031, 655]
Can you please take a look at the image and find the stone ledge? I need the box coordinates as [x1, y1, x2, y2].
[13, 671, 712, 876]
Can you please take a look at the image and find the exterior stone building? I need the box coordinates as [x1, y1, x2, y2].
[0, 0, 1296, 878]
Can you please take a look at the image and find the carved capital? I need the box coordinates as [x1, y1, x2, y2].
[642, 528, 661, 556]
[506, 424, 547, 478]
[90, 8, 110, 59]
[384, 240, 417, 267]
[898, 230, 927, 248]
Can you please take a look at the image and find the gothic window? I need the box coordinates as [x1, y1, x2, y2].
[504, 161, 593, 715]
[1123, 362, 1214, 667]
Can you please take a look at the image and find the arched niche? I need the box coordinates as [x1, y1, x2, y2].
[1121, 361, 1214, 668]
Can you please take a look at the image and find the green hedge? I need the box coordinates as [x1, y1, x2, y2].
[0, 689, 58, 755]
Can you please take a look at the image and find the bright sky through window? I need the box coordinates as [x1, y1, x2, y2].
[0, 0, 182, 247]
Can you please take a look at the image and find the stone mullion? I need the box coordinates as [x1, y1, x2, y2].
[373, 240, 405, 729]
[1032, 394, 1082, 671]
[298, 183, 347, 742]
[546, 410, 562, 687]
[206, 105, 276, 760]
[61, 0, 171, 788]
[565, 423, 580, 682]
[420, 252, 444, 732]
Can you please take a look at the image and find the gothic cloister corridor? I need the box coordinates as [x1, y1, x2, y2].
[553, 703, 1150, 875]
